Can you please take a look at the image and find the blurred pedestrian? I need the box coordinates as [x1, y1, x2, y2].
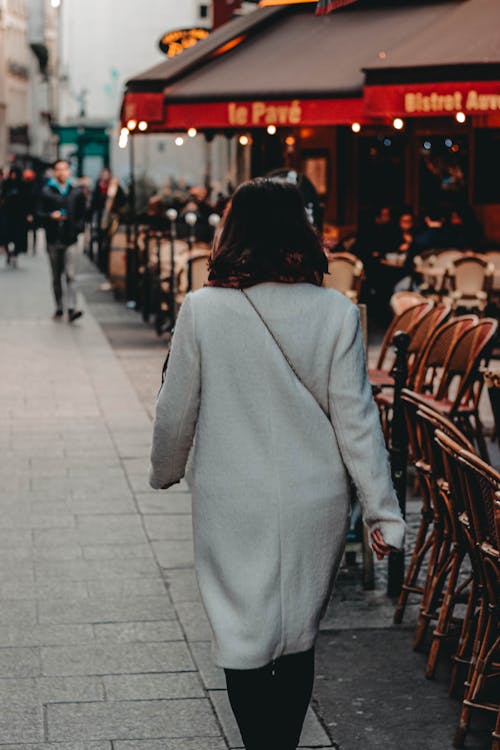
[0, 166, 27, 267]
[150, 178, 405, 750]
[37, 159, 86, 321]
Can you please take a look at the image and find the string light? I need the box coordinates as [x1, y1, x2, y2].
[455, 111, 466, 124]
[351, 122, 361, 133]
[138, 121, 148, 132]
[126, 119, 137, 131]
[393, 118, 404, 131]
[187, 127, 197, 137]
[175, 136, 184, 146]
[239, 135, 250, 146]
[266, 125, 277, 135]
[285, 136, 296, 146]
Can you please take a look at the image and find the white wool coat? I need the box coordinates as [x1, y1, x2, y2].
[150, 283, 405, 669]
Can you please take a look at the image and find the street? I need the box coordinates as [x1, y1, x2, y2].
[0, 249, 493, 749]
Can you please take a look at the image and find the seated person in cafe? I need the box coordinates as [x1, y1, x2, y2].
[375, 209, 416, 303]
[404, 206, 452, 273]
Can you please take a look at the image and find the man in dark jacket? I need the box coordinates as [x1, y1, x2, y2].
[37, 160, 86, 321]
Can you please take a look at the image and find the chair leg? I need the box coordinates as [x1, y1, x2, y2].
[454, 612, 496, 748]
[394, 516, 432, 624]
[449, 580, 479, 696]
[425, 547, 464, 679]
[414, 525, 449, 649]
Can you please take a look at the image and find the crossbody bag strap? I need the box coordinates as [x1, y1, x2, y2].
[241, 289, 330, 421]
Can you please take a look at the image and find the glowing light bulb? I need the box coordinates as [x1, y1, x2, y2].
[266, 125, 277, 135]
[393, 118, 404, 131]
[456, 111, 466, 124]
[187, 127, 197, 138]
[285, 136, 296, 146]
[175, 136, 184, 146]
[126, 119, 137, 131]
[351, 122, 361, 133]
[138, 121, 148, 131]
[239, 135, 249, 146]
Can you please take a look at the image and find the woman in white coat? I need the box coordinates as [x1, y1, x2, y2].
[150, 178, 405, 750]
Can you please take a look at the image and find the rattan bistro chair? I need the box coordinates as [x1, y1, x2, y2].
[374, 305, 451, 438]
[434, 431, 500, 749]
[369, 301, 433, 390]
[415, 318, 498, 460]
[405, 402, 475, 662]
[323, 252, 364, 303]
[444, 254, 495, 314]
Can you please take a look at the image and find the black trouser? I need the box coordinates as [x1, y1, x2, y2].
[224, 647, 315, 750]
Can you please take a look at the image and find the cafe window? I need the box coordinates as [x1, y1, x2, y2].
[418, 135, 468, 210]
[199, 3, 209, 18]
[474, 129, 500, 204]
[358, 134, 405, 213]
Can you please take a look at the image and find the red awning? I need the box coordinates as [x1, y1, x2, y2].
[123, 94, 364, 131]
[364, 81, 500, 120]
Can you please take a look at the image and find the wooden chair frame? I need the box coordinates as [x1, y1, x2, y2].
[434, 432, 500, 749]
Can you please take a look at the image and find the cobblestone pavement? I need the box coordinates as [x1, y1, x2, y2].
[1, 248, 496, 749]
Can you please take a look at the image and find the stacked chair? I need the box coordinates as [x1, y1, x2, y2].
[371, 301, 498, 458]
[394, 390, 499, 748]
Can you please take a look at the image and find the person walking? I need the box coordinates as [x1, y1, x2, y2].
[37, 159, 86, 321]
[149, 178, 405, 750]
[0, 166, 27, 268]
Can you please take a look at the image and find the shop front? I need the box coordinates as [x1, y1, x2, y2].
[121, 0, 500, 242]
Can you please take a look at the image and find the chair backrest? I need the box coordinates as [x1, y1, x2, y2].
[413, 314, 478, 393]
[435, 317, 498, 407]
[324, 252, 364, 299]
[412, 400, 475, 533]
[416, 249, 464, 269]
[448, 254, 494, 295]
[406, 304, 451, 384]
[189, 254, 210, 291]
[376, 301, 433, 370]
[390, 291, 427, 316]
[435, 429, 500, 553]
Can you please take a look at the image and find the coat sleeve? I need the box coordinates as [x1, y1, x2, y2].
[149, 293, 201, 490]
[328, 304, 406, 549]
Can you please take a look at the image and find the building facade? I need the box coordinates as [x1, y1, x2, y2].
[0, 0, 60, 168]
[0, 0, 30, 165]
[57, 0, 255, 194]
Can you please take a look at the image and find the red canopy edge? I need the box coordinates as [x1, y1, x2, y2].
[122, 93, 366, 130]
[364, 81, 500, 119]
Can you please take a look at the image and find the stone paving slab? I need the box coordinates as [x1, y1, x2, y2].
[40, 642, 195, 676]
[46, 698, 221, 741]
[102, 672, 204, 701]
[37, 595, 175, 624]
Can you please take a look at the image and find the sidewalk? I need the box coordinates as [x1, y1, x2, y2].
[0, 249, 494, 749]
[0, 249, 331, 748]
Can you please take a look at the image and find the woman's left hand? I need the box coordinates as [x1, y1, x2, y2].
[371, 529, 393, 560]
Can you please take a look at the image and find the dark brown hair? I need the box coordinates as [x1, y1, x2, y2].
[208, 178, 327, 282]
